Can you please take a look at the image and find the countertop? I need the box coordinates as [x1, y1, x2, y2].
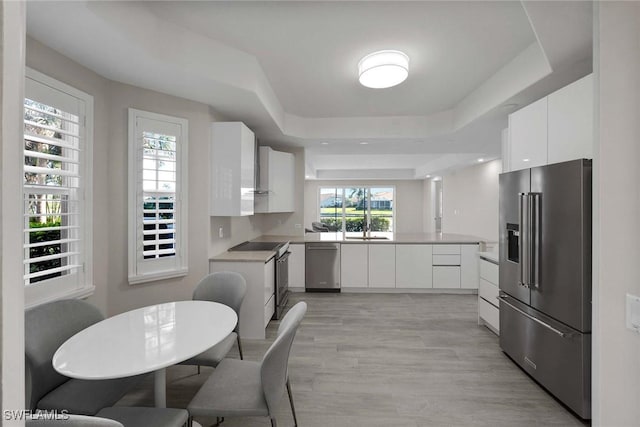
[209, 251, 277, 263]
[253, 232, 484, 244]
[211, 232, 485, 262]
[478, 251, 499, 264]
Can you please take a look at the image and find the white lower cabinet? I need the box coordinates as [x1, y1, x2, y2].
[478, 256, 499, 334]
[433, 266, 461, 288]
[341, 244, 368, 288]
[461, 245, 479, 289]
[368, 244, 396, 288]
[395, 245, 433, 288]
[288, 244, 305, 288]
[209, 258, 275, 339]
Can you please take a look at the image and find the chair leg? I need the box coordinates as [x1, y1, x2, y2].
[270, 416, 277, 427]
[286, 377, 298, 427]
[237, 335, 244, 360]
[197, 365, 201, 375]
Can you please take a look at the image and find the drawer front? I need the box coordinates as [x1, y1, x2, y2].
[433, 244, 461, 255]
[479, 298, 499, 332]
[264, 294, 275, 327]
[432, 254, 461, 266]
[479, 278, 499, 307]
[433, 266, 460, 288]
[480, 260, 499, 284]
[499, 299, 591, 418]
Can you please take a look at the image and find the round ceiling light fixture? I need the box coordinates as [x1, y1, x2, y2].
[358, 50, 409, 89]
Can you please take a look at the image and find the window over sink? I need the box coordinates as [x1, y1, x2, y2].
[318, 186, 395, 235]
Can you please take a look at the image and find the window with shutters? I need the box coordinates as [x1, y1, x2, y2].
[128, 109, 188, 284]
[23, 68, 94, 307]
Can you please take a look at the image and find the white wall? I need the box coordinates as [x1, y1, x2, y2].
[593, 3, 640, 424]
[441, 159, 501, 241]
[2, 2, 26, 422]
[304, 179, 424, 233]
[422, 179, 434, 233]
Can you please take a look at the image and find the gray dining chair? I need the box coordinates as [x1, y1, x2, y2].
[26, 414, 123, 427]
[187, 301, 307, 427]
[179, 272, 247, 373]
[96, 407, 189, 427]
[25, 299, 142, 416]
[26, 408, 190, 427]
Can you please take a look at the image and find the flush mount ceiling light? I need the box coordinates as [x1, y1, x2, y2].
[358, 50, 409, 89]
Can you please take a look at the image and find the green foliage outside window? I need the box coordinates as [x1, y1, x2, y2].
[321, 217, 390, 232]
[29, 219, 62, 283]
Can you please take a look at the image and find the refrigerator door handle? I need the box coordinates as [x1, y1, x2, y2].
[498, 295, 577, 338]
[518, 193, 529, 288]
[529, 192, 541, 289]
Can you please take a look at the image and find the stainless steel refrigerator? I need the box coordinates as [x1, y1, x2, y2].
[498, 158, 592, 419]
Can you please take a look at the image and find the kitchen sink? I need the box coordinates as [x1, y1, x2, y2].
[344, 236, 390, 240]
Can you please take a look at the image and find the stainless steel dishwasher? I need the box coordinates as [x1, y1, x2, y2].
[305, 243, 341, 292]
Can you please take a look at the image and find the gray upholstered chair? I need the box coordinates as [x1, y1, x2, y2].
[25, 300, 142, 416]
[187, 301, 307, 427]
[96, 407, 189, 427]
[26, 415, 123, 427]
[26, 409, 190, 427]
[179, 272, 247, 372]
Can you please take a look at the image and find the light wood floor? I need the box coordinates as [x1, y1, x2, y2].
[118, 293, 589, 426]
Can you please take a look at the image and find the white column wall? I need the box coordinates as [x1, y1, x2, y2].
[1, 1, 26, 424]
[593, 2, 640, 425]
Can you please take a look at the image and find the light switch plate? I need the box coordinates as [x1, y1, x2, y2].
[625, 293, 640, 333]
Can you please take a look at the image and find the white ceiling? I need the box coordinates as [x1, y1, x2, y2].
[25, 1, 593, 180]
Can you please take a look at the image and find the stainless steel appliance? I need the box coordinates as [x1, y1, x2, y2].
[305, 243, 340, 291]
[499, 159, 592, 419]
[229, 240, 290, 319]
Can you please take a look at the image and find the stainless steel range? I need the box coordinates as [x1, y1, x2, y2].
[229, 240, 290, 319]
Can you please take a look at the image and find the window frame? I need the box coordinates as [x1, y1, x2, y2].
[128, 108, 189, 285]
[317, 185, 396, 233]
[23, 67, 94, 308]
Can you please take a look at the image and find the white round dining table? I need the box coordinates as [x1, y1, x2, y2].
[53, 300, 237, 408]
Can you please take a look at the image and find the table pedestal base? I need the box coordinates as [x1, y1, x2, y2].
[154, 369, 166, 408]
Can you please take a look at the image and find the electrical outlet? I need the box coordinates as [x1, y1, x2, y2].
[626, 293, 640, 333]
[218, 227, 224, 238]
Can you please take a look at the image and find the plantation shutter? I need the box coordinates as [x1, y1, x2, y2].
[131, 115, 185, 279]
[23, 77, 86, 289]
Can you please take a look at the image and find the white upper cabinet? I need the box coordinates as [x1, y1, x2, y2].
[254, 146, 295, 213]
[509, 97, 548, 171]
[547, 74, 594, 164]
[211, 122, 255, 216]
[507, 74, 593, 172]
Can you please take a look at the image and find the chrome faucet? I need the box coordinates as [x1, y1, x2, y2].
[363, 214, 369, 238]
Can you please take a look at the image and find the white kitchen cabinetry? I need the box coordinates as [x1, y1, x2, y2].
[395, 245, 433, 288]
[460, 245, 480, 289]
[209, 258, 274, 339]
[254, 146, 295, 213]
[478, 256, 499, 334]
[509, 97, 548, 171]
[507, 74, 593, 172]
[341, 244, 368, 288]
[432, 245, 461, 288]
[368, 244, 396, 288]
[210, 122, 255, 216]
[288, 243, 305, 289]
[547, 74, 593, 164]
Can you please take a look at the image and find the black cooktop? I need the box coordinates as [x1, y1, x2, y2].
[228, 241, 284, 252]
